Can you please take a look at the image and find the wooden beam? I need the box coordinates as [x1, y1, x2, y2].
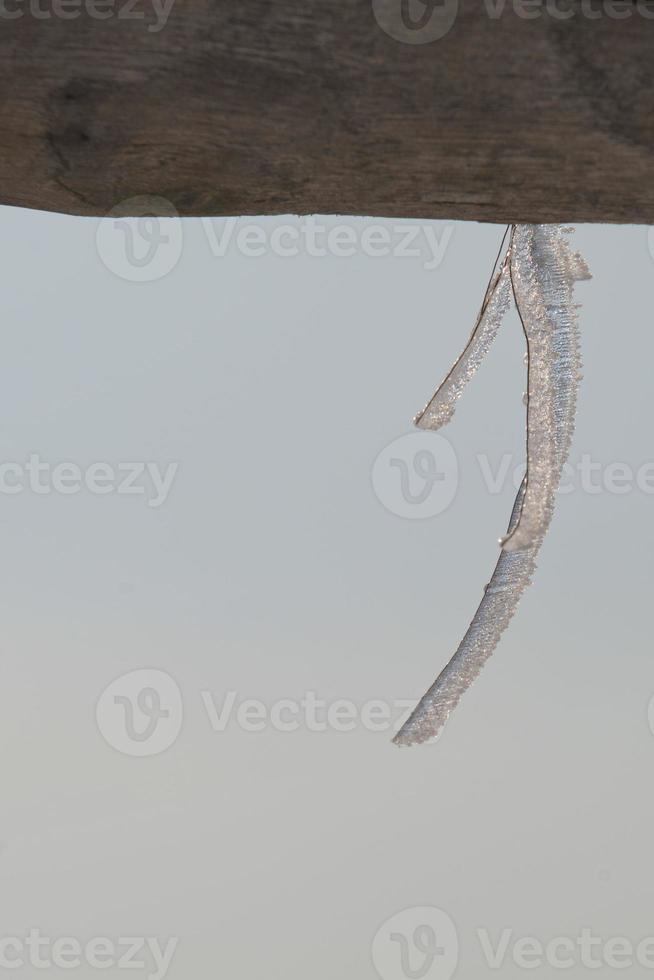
[1, 0, 654, 221]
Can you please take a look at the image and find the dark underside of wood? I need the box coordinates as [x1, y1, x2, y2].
[1, 0, 654, 222]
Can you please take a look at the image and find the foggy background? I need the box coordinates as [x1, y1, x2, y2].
[0, 208, 652, 978]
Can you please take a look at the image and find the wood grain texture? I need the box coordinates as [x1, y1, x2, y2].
[1, 0, 654, 221]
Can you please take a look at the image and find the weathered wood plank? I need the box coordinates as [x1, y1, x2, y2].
[1, 0, 654, 221]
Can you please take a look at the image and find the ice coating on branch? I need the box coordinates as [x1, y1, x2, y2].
[502, 225, 590, 552]
[394, 225, 590, 747]
[394, 478, 533, 746]
[415, 251, 512, 431]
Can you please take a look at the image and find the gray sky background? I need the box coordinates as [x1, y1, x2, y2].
[0, 208, 652, 978]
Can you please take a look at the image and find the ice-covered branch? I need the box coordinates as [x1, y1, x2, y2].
[395, 225, 590, 747]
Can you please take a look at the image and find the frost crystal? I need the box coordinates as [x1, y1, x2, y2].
[394, 225, 590, 748]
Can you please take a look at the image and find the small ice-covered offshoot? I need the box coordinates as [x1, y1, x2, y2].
[414, 226, 513, 431]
